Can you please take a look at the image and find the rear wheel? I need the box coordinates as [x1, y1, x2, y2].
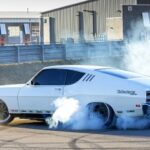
[88, 103, 114, 127]
[0, 100, 14, 125]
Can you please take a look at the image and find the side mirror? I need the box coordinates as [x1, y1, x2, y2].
[31, 81, 34, 85]
[26, 81, 34, 85]
[31, 80, 40, 85]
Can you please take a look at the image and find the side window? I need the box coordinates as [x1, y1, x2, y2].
[65, 70, 85, 85]
[31, 69, 67, 85]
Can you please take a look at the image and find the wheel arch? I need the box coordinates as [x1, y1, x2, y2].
[87, 102, 115, 115]
[86, 101, 116, 127]
[0, 96, 19, 113]
[0, 98, 12, 114]
[0, 99, 8, 106]
[0, 98, 14, 124]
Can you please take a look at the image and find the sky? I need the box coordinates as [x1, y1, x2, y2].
[0, 0, 86, 12]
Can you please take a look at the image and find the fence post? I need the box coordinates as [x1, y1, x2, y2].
[63, 44, 66, 61]
[17, 46, 20, 63]
[41, 44, 44, 62]
[108, 41, 112, 57]
[87, 43, 91, 59]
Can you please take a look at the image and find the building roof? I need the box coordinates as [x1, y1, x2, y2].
[42, 0, 98, 14]
[0, 11, 41, 18]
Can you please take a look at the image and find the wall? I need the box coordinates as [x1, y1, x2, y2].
[106, 17, 123, 40]
[0, 41, 124, 64]
[123, 5, 150, 40]
[42, 0, 137, 43]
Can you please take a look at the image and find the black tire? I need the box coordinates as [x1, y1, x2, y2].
[88, 103, 114, 127]
[0, 100, 14, 125]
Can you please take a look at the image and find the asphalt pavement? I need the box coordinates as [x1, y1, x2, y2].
[0, 119, 150, 150]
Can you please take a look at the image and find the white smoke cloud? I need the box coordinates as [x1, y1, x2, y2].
[46, 97, 104, 130]
[116, 115, 150, 130]
[46, 97, 150, 130]
[124, 40, 150, 76]
[120, 30, 150, 129]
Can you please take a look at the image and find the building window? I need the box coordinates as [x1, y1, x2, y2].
[0, 24, 6, 35]
[24, 24, 30, 34]
[8, 26, 20, 37]
[142, 12, 150, 28]
[31, 25, 39, 36]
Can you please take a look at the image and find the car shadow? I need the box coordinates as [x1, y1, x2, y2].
[8, 119, 49, 130]
[5, 118, 150, 138]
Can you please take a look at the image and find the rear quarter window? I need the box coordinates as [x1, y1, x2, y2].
[65, 70, 85, 85]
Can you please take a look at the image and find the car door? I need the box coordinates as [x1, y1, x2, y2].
[18, 69, 67, 114]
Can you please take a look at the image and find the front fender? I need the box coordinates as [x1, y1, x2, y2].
[0, 84, 25, 113]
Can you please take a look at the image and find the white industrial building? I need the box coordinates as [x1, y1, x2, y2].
[0, 11, 41, 45]
[41, 0, 150, 44]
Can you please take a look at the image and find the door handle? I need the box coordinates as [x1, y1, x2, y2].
[55, 88, 62, 91]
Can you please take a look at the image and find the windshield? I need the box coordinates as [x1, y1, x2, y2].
[96, 69, 144, 79]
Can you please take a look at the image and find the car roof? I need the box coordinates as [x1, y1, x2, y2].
[43, 65, 111, 72]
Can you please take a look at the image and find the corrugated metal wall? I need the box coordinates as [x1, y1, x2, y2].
[42, 0, 137, 43]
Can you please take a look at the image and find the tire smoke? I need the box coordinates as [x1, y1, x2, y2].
[46, 97, 150, 130]
[124, 40, 150, 76]
[46, 97, 104, 130]
[116, 115, 150, 130]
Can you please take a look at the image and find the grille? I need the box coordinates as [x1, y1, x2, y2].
[146, 91, 150, 103]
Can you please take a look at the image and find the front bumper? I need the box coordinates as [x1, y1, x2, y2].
[143, 103, 150, 115]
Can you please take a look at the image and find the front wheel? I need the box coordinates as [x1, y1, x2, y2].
[0, 101, 14, 125]
[88, 103, 115, 128]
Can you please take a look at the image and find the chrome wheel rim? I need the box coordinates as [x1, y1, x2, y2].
[93, 104, 110, 125]
[0, 101, 10, 122]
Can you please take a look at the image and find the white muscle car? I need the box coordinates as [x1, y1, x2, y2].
[0, 65, 150, 127]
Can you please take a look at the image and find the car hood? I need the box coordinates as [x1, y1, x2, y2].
[0, 84, 25, 88]
[0, 84, 25, 96]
